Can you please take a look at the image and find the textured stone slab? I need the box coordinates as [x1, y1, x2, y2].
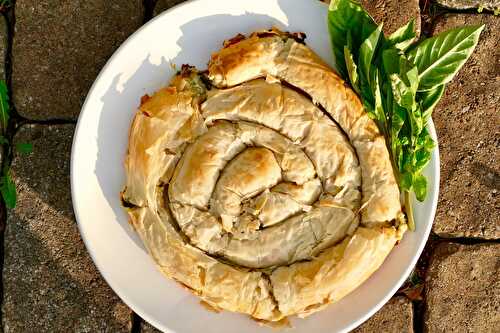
[353, 296, 413, 333]
[436, 0, 500, 11]
[12, 1, 143, 120]
[2, 124, 132, 332]
[432, 14, 499, 239]
[0, 14, 7, 166]
[154, 0, 187, 16]
[360, 0, 421, 36]
[321, 0, 421, 36]
[0, 14, 7, 81]
[424, 242, 500, 332]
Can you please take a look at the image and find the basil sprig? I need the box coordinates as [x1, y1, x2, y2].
[328, 0, 483, 230]
[0, 80, 33, 209]
[0, 80, 16, 208]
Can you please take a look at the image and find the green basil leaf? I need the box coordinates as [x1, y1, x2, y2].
[328, 0, 377, 78]
[400, 171, 413, 191]
[344, 45, 360, 94]
[382, 80, 392, 112]
[413, 173, 427, 201]
[383, 50, 419, 90]
[390, 73, 415, 110]
[390, 94, 409, 173]
[372, 68, 386, 128]
[359, 68, 376, 111]
[407, 24, 484, 91]
[0, 80, 9, 133]
[418, 84, 445, 121]
[394, 143, 404, 170]
[382, 49, 401, 76]
[0, 171, 16, 209]
[0, 135, 8, 145]
[15, 142, 33, 154]
[406, 65, 419, 95]
[389, 73, 404, 105]
[359, 24, 383, 85]
[391, 103, 406, 137]
[408, 106, 424, 144]
[387, 19, 417, 51]
[389, 62, 421, 142]
[400, 136, 410, 146]
[417, 128, 435, 150]
[402, 148, 413, 171]
[415, 148, 432, 173]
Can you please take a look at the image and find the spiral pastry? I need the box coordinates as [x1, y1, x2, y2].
[123, 29, 407, 323]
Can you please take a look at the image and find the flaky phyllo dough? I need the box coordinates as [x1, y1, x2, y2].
[122, 28, 407, 324]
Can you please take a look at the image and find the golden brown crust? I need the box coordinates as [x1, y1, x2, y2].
[123, 87, 204, 207]
[128, 206, 282, 321]
[208, 33, 402, 226]
[270, 226, 398, 317]
[123, 29, 406, 323]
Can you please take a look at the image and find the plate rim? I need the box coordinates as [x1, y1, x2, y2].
[70, 0, 440, 331]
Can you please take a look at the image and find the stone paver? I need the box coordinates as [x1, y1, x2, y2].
[360, 0, 421, 36]
[0, 14, 7, 81]
[2, 124, 132, 332]
[353, 296, 413, 333]
[424, 242, 500, 332]
[12, 1, 143, 120]
[432, 14, 500, 239]
[436, 0, 500, 11]
[154, 0, 187, 16]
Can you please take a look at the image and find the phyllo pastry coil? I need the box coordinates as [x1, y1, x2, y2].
[122, 28, 407, 324]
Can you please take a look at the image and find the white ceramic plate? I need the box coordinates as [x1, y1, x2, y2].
[71, 0, 439, 332]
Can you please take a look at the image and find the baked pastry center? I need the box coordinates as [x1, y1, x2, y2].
[123, 29, 407, 323]
[168, 101, 361, 268]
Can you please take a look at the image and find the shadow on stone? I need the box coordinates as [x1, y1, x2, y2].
[470, 161, 500, 191]
[3, 124, 131, 331]
[2, 214, 130, 332]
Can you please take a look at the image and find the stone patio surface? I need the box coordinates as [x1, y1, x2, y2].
[0, 0, 498, 332]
